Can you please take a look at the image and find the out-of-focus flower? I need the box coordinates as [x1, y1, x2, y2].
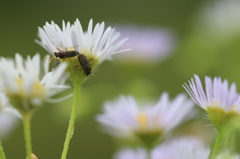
[114, 138, 210, 159]
[152, 138, 210, 159]
[114, 148, 147, 159]
[0, 92, 20, 138]
[199, 0, 240, 38]
[0, 53, 69, 113]
[113, 24, 176, 63]
[36, 19, 129, 79]
[183, 75, 240, 129]
[216, 151, 240, 159]
[97, 93, 195, 147]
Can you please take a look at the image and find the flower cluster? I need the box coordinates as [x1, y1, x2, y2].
[1, 17, 240, 159]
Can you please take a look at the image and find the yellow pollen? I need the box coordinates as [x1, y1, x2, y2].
[16, 78, 23, 85]
[231, 105, 236, 110]
[15, 78, 24, 94]
[212, 101, 219, 107]
[32, 81, 45, 97]
[136, 113, 148, 130]
[68, 47, 75, 51]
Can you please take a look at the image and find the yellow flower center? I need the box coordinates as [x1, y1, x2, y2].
[231, 104, 236, 110]
[32, 81, 46, 97]
[68, 47, 75, 51]
[14, 78, 46, 98]
[136, 113, 149, 131]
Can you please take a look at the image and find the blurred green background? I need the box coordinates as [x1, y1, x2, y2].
[1, 0, 240, 158]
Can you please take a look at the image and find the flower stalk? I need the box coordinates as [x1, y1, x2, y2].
[209, 131, 224, 159]
[22, 111, 32, 159]
[61, 77, 83, 159]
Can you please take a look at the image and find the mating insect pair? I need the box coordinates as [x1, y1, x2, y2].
[54, 50, 92, 76]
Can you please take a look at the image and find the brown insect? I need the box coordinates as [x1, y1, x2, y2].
[53, 47, 79, 59]
[54, 51, 79, 59]
[45, 44, 79, 60]
[77, 54, 92, 76]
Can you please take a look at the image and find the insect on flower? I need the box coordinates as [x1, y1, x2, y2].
[46, 45, 79, 60]
[77, 54, 92, 76]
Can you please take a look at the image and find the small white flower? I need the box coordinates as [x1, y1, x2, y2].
[96, 93, 195, 138]
[0, 53, 69, 111]
[36, 19, 129, 63]
[183, 75, 240, 112]
[0, 92, 20, 137]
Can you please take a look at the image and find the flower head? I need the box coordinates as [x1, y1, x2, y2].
[36, 19, 129, 80]
[183, 75, 240, 129]
[0, 53, 69, 113]
[97, 93, 195, 147]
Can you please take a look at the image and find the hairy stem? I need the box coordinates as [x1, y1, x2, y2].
[209, 132, 224, 159]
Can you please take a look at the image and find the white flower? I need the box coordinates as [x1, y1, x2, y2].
[0, 92, 20, 137]
[113, 24, 176, 63]
[96, 93, 195, 138]
[0, 53, 69, 110]
[114, 138, 210, 159]
[114, 148, 147, 159]
[36, 19, 129, 63]
[183, 75, 240, 112]
[152, 138, 210, 159]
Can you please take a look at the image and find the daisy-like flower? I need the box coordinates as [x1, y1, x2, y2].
[183, 75, 240, 129]
[96, 93, 195, 147]
[36, 19, 129, 80]
[0, 92, 20, 138]
[0, 53, 69, 113]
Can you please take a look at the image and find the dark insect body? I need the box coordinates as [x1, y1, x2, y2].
[45, 45, 79, 60]
[54, 51, 79, 59]
[78, 54, 92, 76]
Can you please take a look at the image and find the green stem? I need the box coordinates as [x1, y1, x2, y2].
[61, 79, 82, 159]
[146, 147, 151, 159]
[209, 132, 224, 159]
[0, 140, 6, 159]
[22, 112, 32, 159]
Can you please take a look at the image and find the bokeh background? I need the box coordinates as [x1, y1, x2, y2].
[1, 0, 240, 158]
